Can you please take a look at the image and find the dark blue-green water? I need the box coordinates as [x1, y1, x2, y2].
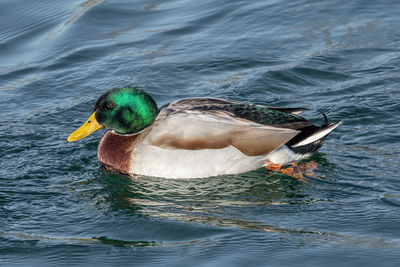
[1, 0, 400, 266]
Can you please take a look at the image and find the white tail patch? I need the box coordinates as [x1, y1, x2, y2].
[291, 121, 343, 148]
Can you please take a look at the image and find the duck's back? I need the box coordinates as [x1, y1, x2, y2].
[161, 97, 310, 126]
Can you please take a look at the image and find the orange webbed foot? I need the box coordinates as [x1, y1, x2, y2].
[264, 161, 283, 171]
[264, 161, 318, 182]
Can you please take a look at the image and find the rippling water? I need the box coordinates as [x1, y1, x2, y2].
[1, 0, 400, 266]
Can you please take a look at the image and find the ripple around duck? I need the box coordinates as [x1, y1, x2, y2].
[2, 0, 400, 265]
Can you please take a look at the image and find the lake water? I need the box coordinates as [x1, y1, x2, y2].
[1, 0, 400, 266]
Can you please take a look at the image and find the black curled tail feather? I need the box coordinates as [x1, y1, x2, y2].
[320, 111, 329, 127]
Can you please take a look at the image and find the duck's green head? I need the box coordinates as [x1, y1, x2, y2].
[67, 87, 159, 142]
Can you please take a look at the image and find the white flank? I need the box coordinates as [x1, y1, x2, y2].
[129, 144, 266, 179]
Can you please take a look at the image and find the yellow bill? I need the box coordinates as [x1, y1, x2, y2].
[67, 112, 103, 142]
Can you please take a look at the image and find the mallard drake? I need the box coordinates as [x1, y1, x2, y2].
[68, 87, 342, 178]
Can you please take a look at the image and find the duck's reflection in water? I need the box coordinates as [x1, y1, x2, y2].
[96, 168, 315, 231]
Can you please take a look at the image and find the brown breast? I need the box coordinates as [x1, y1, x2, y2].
[97, 131, 140, 173]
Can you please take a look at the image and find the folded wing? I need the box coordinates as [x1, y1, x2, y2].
[147, 109, 300, 156]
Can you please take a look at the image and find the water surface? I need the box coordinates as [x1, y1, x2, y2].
[1, 0, 400, 266]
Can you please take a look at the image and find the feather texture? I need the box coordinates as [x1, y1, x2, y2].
[95, 96, 341, 178]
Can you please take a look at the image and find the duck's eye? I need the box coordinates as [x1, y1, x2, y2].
[105, 102, 115, 110]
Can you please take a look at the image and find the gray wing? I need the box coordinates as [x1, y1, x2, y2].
[147, 106, 300, 156]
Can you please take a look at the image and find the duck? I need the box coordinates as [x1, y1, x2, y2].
[67, 87, 342, 178]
